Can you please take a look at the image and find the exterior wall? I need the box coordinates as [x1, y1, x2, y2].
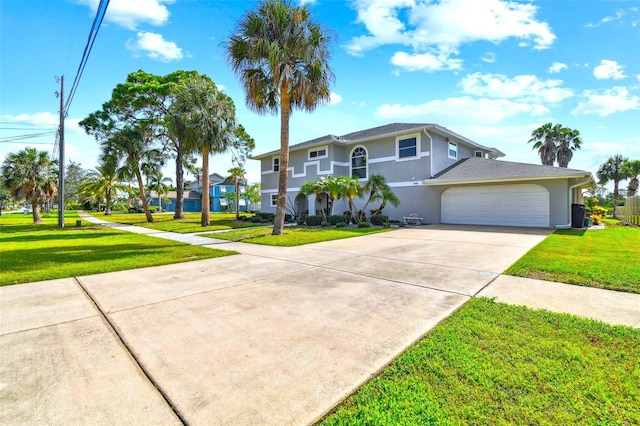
[211, 184, 248, 213]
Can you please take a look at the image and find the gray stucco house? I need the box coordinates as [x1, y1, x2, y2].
[252, 123, 594, 228]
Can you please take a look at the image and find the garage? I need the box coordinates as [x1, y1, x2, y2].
[441, 184, 549, 227]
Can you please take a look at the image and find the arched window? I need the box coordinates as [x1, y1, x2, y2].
[351, 146, 367, 179]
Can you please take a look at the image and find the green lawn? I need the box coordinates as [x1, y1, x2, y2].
[199, 226, 391, 246]
[89, 211, 260, 233]
[505, 222, 640, 293]
[0, 212, 235, 286]
[320, 298, 640, 426]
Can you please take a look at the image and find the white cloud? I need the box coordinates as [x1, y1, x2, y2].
[481, 52, 496, 63]
[347, 0, 555, 71]
[298, 0, 316, 5]
[79, 0, 172, 30]
[548, 62, 567, 74]
[593, 59, 626, 80]
[585, 9, 625, 28]
[375, 96, 548, 125]
[0, 112, 59, 126]
[126, 32, 183, 62]
[460, 73, 573, 103]
[391, 50, 463, 72]
[329, 92, 343, 105]
[572, 87, 639, 116]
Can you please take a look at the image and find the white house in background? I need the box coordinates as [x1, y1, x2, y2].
[252, 123, 595, 228]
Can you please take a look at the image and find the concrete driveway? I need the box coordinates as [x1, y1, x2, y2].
[1, 225, 550, 425]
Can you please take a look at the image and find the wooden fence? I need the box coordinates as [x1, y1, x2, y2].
[618, 195, 640, 225]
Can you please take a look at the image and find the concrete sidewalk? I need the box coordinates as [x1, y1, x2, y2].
[2, 221, 638, 425]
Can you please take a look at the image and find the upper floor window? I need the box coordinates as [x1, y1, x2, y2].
[475, 151, 483, 158]
[448, 141, 458, 160]
[398, 136, 418, 159]
[272, 157, 280, 172]
[308, 146, 328, 160]
[351, 146, 367, 179]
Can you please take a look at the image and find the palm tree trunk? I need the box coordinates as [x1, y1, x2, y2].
[105, 187, 112, 215]
[135, 169, 154, 223]
[174, 150, 185, 219]
[613, 180, 619, 218]
[201, 148, 210, 227]
[273, 84, 290, 236]
[235, 179, 240, 221]
[31, 197, 42, 223]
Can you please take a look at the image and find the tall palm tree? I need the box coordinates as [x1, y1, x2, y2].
[226, 0, 334, 235]
[173, 75, 237, 227]
[78, 157, 127, 215]
[528, 123, 561, 166]
[339, 176, 361, 221]
[622, 159, 640, 196]
[556, 127, 582, 168]
[597, 155, 629, 218]
[99, 127, 162, 223]
[1, 148, 58, 223]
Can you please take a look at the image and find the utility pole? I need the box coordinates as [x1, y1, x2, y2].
[57, 75, 65, 228]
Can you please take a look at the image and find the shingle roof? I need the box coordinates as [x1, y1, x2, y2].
[426, 157, 593, 184]
[339, 123, 431, 141]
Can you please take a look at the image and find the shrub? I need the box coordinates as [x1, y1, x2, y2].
[304, 215, 324, 226]
[358, 221, 371, 228]
[592, 214, 602, 225]
[336, 222, 346, 228]
[383, 222, 391, 228]
[250, 217, 262, 223]
[592, 205, 608, 218]
[327, 215, 348, 225]
[398, 222, 406, 227]
[284, 214, 293, 222]
[370, 214, 388, 226]
[260, 219, 271, 223]
[321, 221, 330, 227]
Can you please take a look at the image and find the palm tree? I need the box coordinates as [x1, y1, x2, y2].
[99, 127, 162, 223]
[226, 0, 334, 235]
[622, 159, 640, 196]
[597, 155, 629, 218]
[299, 179, 326, 221]
[528, 123, 561, 166]
[78, 157, 127, 215]
[173, 75, 237, 227]
[227, 166, 247, 220]
[359, 174, 399, 221]
[147, 173, 169, 212]
[556, 127, 582, 168]
[338, 176, 361, 220]
[1, 148, 58, 223]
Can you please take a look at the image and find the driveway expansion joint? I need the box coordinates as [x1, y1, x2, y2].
[73, 277, 189, 425]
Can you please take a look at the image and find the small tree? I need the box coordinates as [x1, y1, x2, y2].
[622, 159, 640, 196]
[245, 182, 261, 212]
[597, 155, 629, 218]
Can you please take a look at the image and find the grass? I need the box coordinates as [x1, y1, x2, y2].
[198, 225, 391, 246]
[320, 298, 640, 426]
[0, 212, 235, 286]
[505, 221, 640, 293]
[89, 211, 260, 233]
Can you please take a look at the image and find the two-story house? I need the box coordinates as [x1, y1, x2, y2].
[253, 123, 594, 228]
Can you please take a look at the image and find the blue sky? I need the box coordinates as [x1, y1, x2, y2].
[1, 0, 639, 186]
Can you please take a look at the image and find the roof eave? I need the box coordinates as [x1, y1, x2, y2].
[423, 173, 594, 186]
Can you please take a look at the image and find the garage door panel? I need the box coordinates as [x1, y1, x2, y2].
[441, 184, 549, 228]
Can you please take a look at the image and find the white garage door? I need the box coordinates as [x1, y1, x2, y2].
[441, 184, 549, 227]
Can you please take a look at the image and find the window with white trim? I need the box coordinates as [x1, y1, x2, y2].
[351, 147, 367, 179]
[308, 146, 328, 160]
[475, 151, 483, 158]
[272, 157, 280, 172]
[220, 186, 227, 193]
[270, 194, 278, 207]
[448, 142, 458, 160]
[397, 136, 418, 159]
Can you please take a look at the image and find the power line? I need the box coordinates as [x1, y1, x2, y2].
[64, 0, 110, 115]
[0, 131, 58, 143]
[0, 126, 57, 130]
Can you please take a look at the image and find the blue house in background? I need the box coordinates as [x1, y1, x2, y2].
[148, 172, 248, 213]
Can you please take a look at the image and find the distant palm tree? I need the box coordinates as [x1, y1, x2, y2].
[556, 127, 582, 168]
[173, 75, 236, 227]
[1, 148, 58, 223]
[622, 159, 640, 196]
[597, 155, 629, 217]
[226, 0, 334, 235]
[78, 157, 127, 215]
[226, 166, 247, 220]
[529, 123, 559, 166]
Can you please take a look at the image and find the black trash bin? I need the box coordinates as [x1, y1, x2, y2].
[571, 204, 586, 228]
